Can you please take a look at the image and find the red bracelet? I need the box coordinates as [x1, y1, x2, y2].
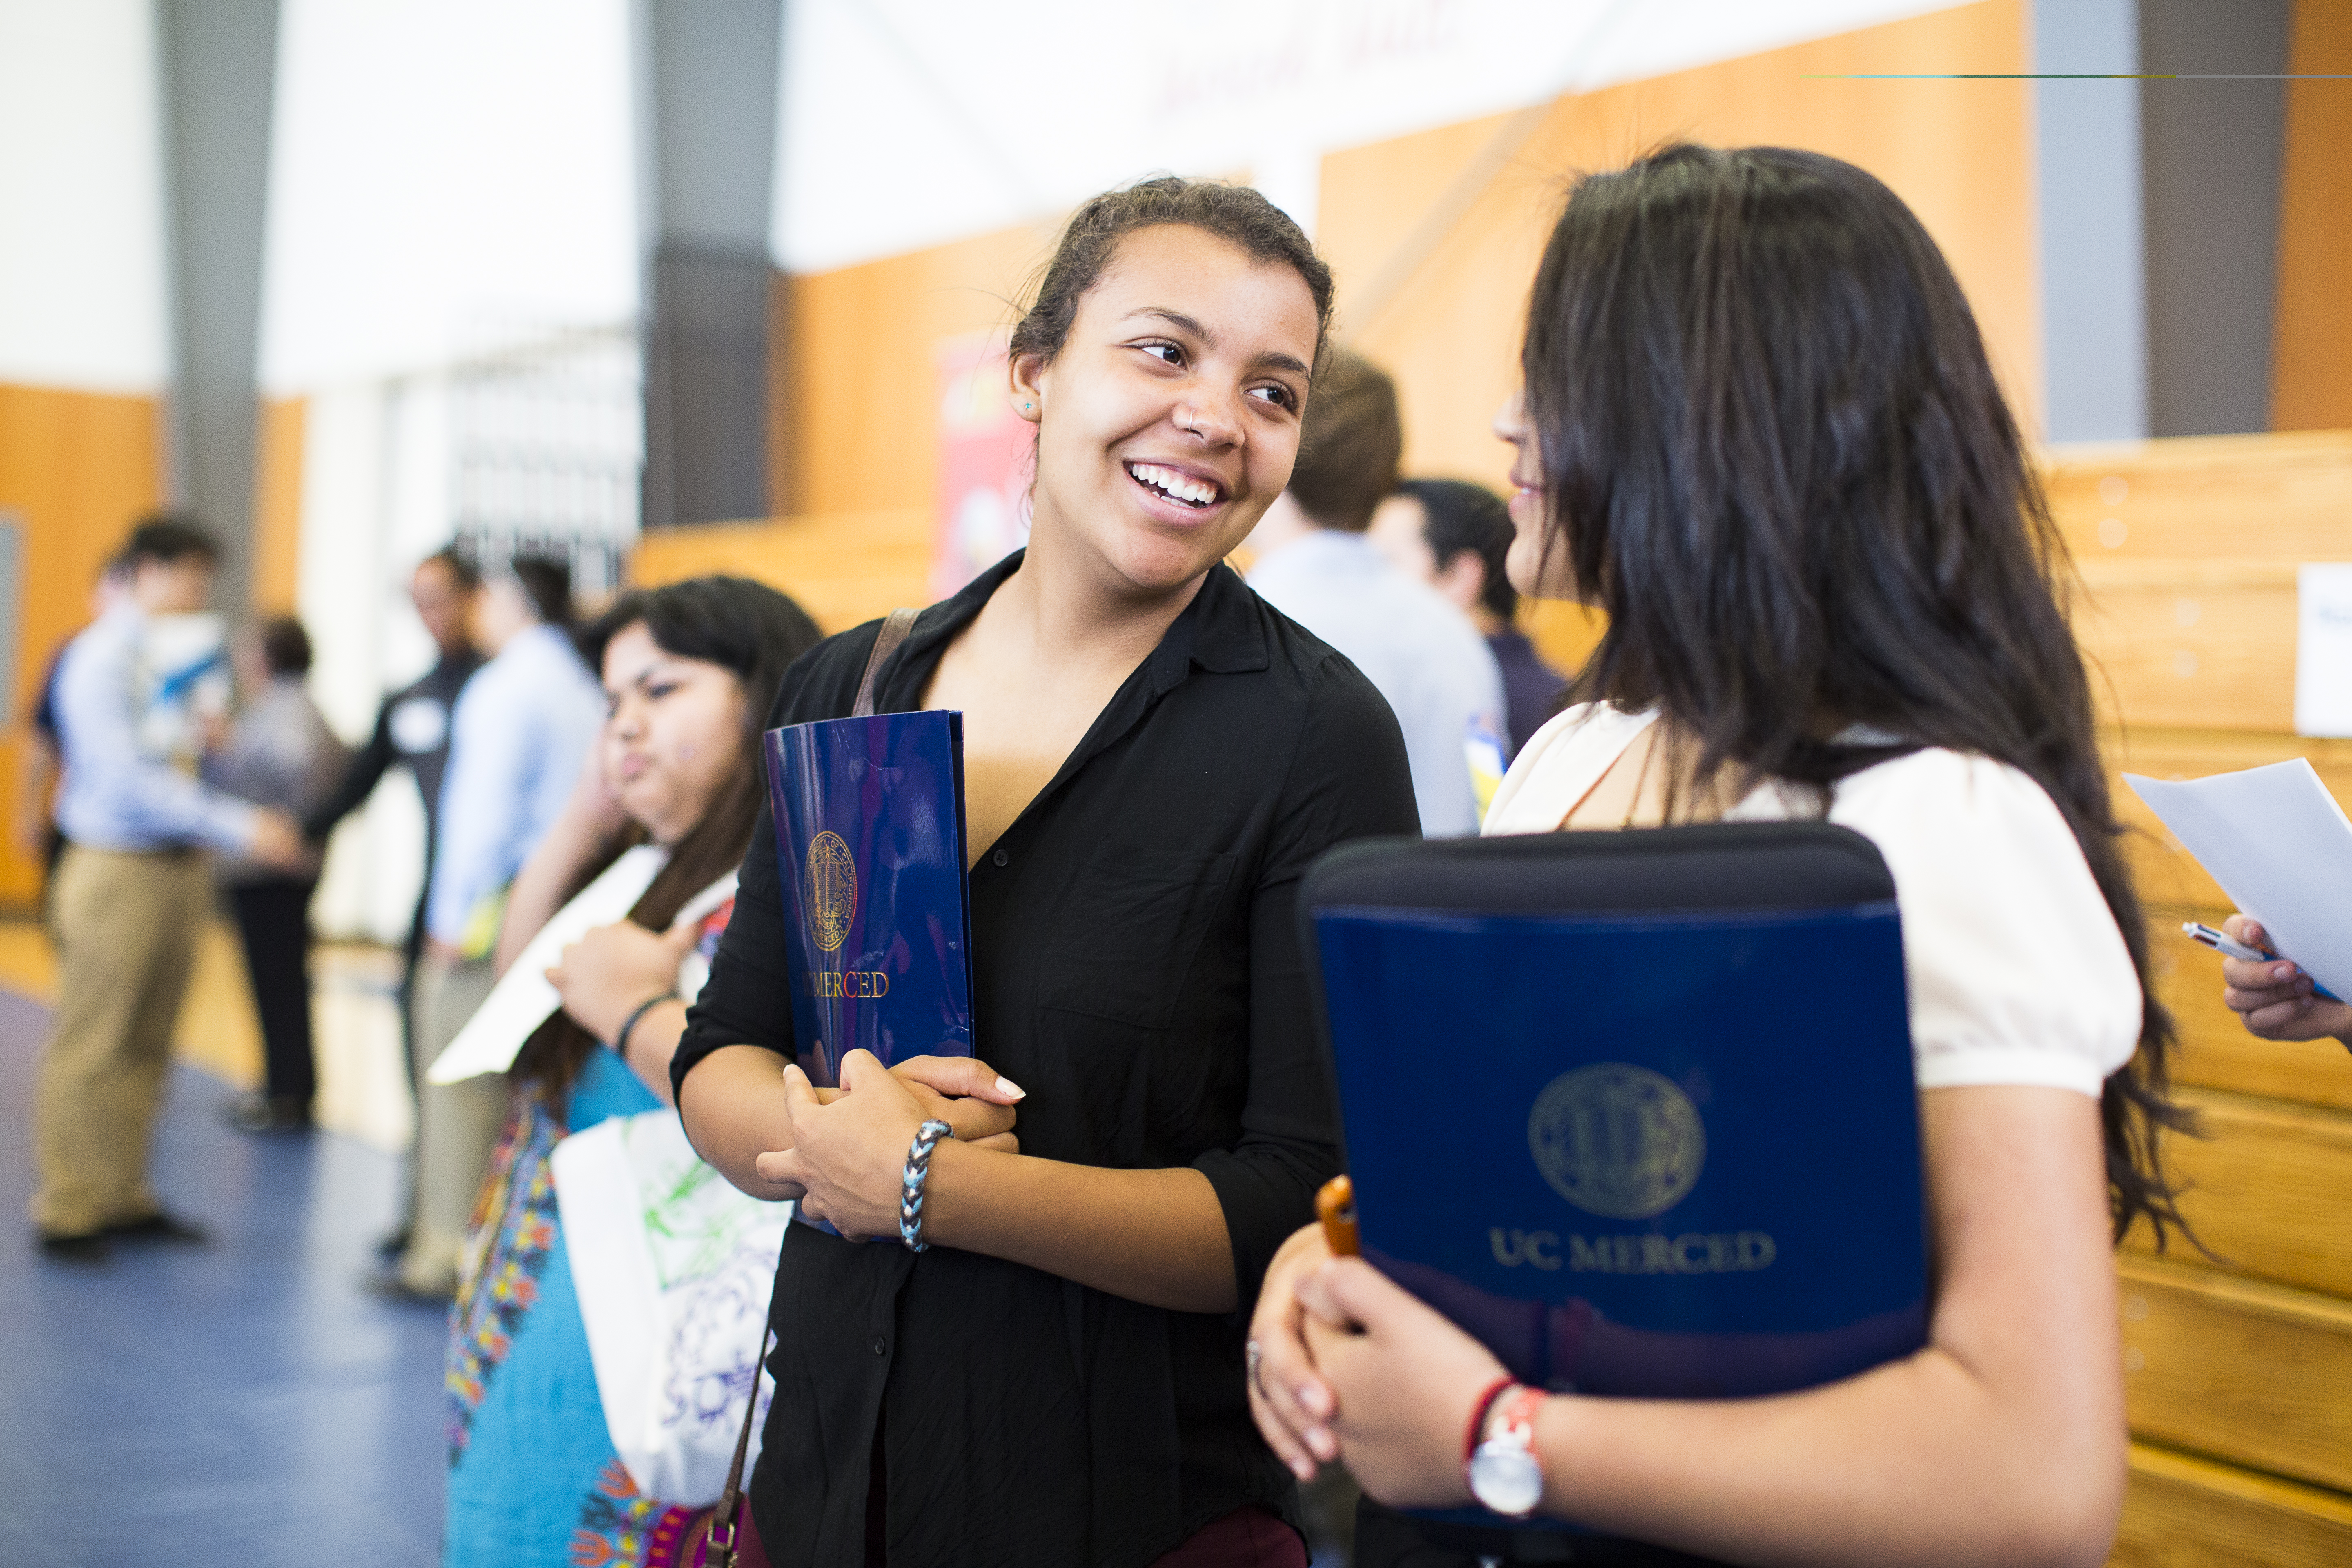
[1462, 1375, 1518, 1465]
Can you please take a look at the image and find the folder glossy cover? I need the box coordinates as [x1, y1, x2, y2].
[763, 709, 975, 1089]
[1303, 825, 1926, 1534]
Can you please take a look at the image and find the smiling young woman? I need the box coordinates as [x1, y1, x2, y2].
[671, 178, 1419, 1568]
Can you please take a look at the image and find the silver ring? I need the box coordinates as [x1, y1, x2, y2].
[1246, 1338, 1263, 1392]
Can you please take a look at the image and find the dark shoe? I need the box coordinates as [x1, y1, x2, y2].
[103, 1210, 212, 1246]
[225, 1092, 312, 1134]
[36, 1230, 112, 1265]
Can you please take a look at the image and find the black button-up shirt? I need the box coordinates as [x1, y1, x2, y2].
[674, 552, 1417, 1568]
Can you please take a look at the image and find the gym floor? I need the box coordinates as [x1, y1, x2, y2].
[0, 969, 444, 1565]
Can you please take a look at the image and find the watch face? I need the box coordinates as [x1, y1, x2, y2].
[1468, 1443, 1544, 1517]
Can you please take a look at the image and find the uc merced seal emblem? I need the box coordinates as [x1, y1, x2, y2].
[1528, 1063, 1705, 1220]
[805, 831, 857, 954]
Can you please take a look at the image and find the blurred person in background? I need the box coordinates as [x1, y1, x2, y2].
[1370, 478, 1567, 760]
[16, 557, 133, 924]
[30, 517, 306, 1263]
[303, 548, 484, 1249]
[207, 617, 352, 1134]
[1246, 349, 1504, 836]
[445, 575, 818, 1568]
[383, 552, 603, 1300]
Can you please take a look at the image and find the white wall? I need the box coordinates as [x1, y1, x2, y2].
[257, 0, 643, 394]
[770, 0, 1962, 274]
[0, 0, 172, 391]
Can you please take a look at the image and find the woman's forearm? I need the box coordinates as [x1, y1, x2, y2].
[922, 1146, 1237, 1314]
[677, 1045, 802, 1202]
[1525, 1345, 2118, 1567]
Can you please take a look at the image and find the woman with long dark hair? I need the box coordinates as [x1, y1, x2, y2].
[1247, 144, 2186, 1567]
[443, 575, 820, 1568]
[673, 177, 1419, 1566]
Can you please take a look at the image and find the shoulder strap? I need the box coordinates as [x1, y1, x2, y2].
[691, 1226, 788, 1568]
[851, 608, 920, 719]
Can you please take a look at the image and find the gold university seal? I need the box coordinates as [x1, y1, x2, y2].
[806, 831, 857, 953]
[1528, 1063, 1705, 1220]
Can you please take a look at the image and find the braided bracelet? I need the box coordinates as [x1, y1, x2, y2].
[899, 1118, 954, 1252]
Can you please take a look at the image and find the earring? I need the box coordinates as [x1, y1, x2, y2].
[1022, 401, 1034, 412]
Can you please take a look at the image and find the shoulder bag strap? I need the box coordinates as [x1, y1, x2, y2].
[690, 1226, 788, 1568]
[851, 608, 920, 719]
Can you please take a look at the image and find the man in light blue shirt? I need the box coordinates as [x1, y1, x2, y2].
[32, 518, 306, 1261]
[1247, 351, 1505, 837]
[390, 553, 604, 1297]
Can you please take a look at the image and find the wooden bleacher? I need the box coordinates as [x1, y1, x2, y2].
[635, 432, 2352, 1564]
[2058, 430, 2352, 1566]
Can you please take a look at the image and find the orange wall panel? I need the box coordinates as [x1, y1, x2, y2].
[0, 382, 167, 906]
[1323, 0, 2037, 490]
[250, 397, 306, 615]
[781, 222, 1062, 517]
[2272, 0, 2352, 432]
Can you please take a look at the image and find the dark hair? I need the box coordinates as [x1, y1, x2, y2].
[1009, 176, 1336, 375]
[512, 575, 824, 1098]
[504, 552, 573, 628]
[257, 617, 312, 677]
[419, 547, 481, 591]
[1521, 143, 2187, 1245]
[121, 514, 220, 570]
[1287, 348, 1402, 532]
[1398, 478, 1517, 620]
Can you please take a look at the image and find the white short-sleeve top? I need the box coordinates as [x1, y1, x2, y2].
[1483, 704, 2143, 1097]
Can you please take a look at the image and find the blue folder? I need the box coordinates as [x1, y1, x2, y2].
[763, 709, 976, 1090]
[1302, 824, 1927, 1534]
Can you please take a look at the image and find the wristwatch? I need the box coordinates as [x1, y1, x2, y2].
[1466, 1384, 1548, 1518]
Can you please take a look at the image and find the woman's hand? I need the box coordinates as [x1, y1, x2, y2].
[1247, 1222, 1344, 1479]
[2221, 916, 2352, 1043]
[753, 1050, 1022, 1234]
[547, 918, 700, 1044]
[1295, 1256, 1510, 1510]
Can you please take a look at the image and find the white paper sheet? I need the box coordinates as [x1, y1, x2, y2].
[425, 845, 668, 1084]
[2296, 564, 2352, 738]
[2124, 760, 2352, 1000]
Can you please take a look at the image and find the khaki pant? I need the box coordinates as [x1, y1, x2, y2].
[31, 846, 213, 1236]
[396, 948, 505, 1294]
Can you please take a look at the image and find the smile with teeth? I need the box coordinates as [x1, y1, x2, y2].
[1126, 461, 1224, 510]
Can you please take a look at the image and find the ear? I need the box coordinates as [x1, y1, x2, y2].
[1435, 550, 1487, 615]
[1009, 352, 1047, 423]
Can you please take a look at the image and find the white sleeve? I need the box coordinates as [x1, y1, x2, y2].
[1831, 753, 2143, 1097]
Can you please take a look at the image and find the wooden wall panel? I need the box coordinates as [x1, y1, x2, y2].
[2117, 1256, 2352, 1494]
[2122, 1089, 2352, 1298]
[633, 511, 932, 636]
[249, 396, 305, 615]
[0, 383, 166, 909]
[1321, 0, 2037, 491]
[2047, 431, 2352, 564]
[2111, 1442, 2352, 1568]
[780, 225, 1060, 518]
[2271, 0, 2352, 432]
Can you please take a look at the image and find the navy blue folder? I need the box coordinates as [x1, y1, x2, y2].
[764, 709, 976, 1090]
[1303, 824, 1926, 1534]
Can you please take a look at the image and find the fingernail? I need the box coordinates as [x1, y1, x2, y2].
[1292, 1458, 1314, 1481]
[1300, 1385, 1329, 1418]
[2278, 964, 2297, 982]
[996, 1076, 1026, 1100]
